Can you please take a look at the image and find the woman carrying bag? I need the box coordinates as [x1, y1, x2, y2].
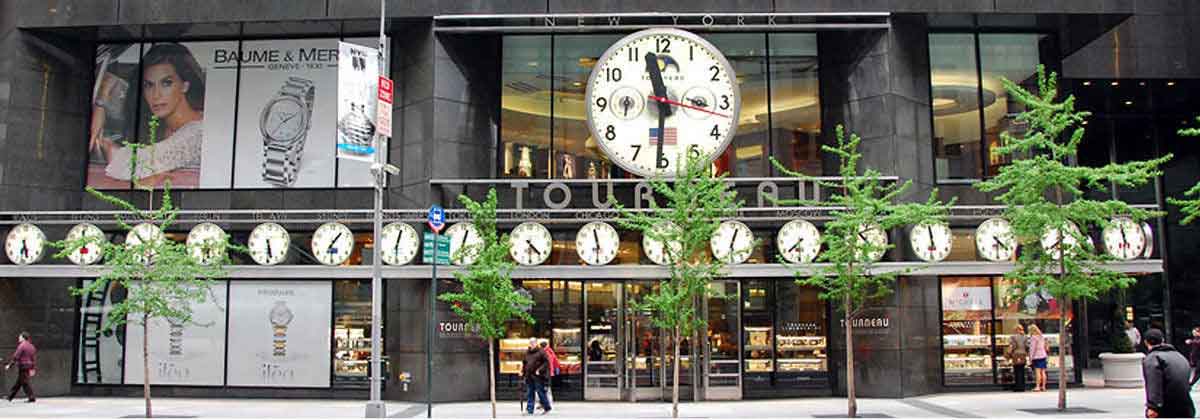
[1006, 324, 1029, 392]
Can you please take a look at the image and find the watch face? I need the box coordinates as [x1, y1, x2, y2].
[586, 28, 741, 177]
[381, 222, 420, 266]
[1041, 221, 1084, 260]
[125, 223, 164, 264]
[1103, 217, 1146, 260]
[576, 221, 620, 266]
[248, 223, 290, 266]
[1141, 222, 1154, 259]
[446, 222, 483, 266]
[853, 224, 888, 262]
[975, 218, 1017, 262]
[5, 223, 46, 265]
[711, 220, 754, 265]
[262, 97, 308, 143]
[642, 222, 682, 266]
[269, 301, 294, 326]
[910, 222, 953, 263]
[510, 222, 553, 266]
[186, 223, 227, 265]
[312, 222, 354, 266]
[777, 219, 821, 264]
[66, 223, 106, 266]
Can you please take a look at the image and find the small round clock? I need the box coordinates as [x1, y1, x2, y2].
[853, 224, 888, 262]
[510, 222, 553, 266]
[1103, 216, 1146, 260]
[642, 222, 682, 266]
[910, 222, 953, 263]
[1041, 221, 1084, 260]
[66, 223, 106, 266]
[381, 222, 420, 266]
[776, 219, 821, 264]
[312, 222, 355, 266]
[446, 222, 483, 266]
[126, 223, 164, 264]
[975, 218, 1017, 262]
[586, 28, 741, 177]
[711, 220, 754, 265]
[248, 222, 290, 266]
[576, 221, 620, 266]
[5, 223, 46, 265]
[187, 223, 227, 265]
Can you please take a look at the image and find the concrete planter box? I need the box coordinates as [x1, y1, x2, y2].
[1099, 352, 1145, 388]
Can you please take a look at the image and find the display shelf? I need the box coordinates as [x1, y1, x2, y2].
[778, 358, 826, 372]
[744, 344, 771, 351]
[745, 359, 772, 373]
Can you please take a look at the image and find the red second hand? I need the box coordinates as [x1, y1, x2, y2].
[648, 95, 730, 118]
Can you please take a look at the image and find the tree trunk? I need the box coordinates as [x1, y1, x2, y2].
[1058, 296, 1069, 411]
[845, 296, 857, 418]
[488, 340, 497, 419]
[143, 315, 152, 418]
[672, 325, 680, 419]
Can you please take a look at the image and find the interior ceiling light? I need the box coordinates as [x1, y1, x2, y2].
[1167, 81, 1177, 86]
[1125, 100, 1134, 106]
[1082, 81, 1092, 86]
[1111, 81, 1120, 86]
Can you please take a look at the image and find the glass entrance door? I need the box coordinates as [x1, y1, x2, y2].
[704, 280, 742, 399]
[583, 282, 621, 400]
[624, 282, 665, 401]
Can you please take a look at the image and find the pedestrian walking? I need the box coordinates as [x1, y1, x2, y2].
[1185, 326, 1200, 390]
[539, 340, 561, 405]
[1028, 324, 1048, 392]
[520, 338, 551, 415]
[4, 332, 36, 403]
[1141, 329, 1195, 418]
[1006, 324, 1029, 392]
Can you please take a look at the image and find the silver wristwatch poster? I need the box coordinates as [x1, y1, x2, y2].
[226, 281, 332, 388]
[335, 41, 380, 163]
[124, 282, 229, 386]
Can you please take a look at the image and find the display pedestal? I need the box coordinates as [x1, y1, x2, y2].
[1098, 352, 1145, 388]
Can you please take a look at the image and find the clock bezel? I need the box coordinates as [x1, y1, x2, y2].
[509, 221, 553, 266]
[66, 223, 106, 266]
[974, 217, 1016, 262]
[575, 221, 620, 266]
[381, 222, 420, 266]
[311, 222, 355, 266]
[776, 219, 821, 264]
[249, 222, 291, 266]
[909, 222, 953, 263]
[6, 223, 47, 265]
[1102, 216, 1145, 261]
[710, 220, 754, 265]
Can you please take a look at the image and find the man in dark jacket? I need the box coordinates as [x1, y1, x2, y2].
[5, 332, 37, 403]
[1142, 329, 1194, 418]
[520, 338, 551, 415]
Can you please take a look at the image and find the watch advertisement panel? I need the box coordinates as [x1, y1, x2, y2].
[233, 39, 338, 189]
[226, 281, 332, 388]
[87, 41, 238, 189]
[336, 37, 385, 187]
[123, 281, 229, 386]
[335, 41, 379, 163]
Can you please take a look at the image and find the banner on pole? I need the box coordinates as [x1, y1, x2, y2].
[335, 41, 380, 162]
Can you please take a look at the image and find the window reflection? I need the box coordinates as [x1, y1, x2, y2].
[705, 34, 769, 177]
[553, 35, 621, 179]
[501, 36, 552, 178]
[930, 34, 983, 180]
[979, 34, 1044, 175]
[768, 34, 822, 176]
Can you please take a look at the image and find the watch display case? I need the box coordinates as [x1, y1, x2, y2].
[744, 326, 773, 373]
[553, 328, 583, 375]
[499, 337, 531, 375]
[777, 335, 827, 372]
[333, 280, 385, 387]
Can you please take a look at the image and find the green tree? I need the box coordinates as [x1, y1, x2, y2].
[770, 125, 950, 418]
[975, 65, 1169, 410]
[53, 117, 236, 418]
[438, 188, 534, 419]
[611, 153, 745, 418]
[1167, 116, 1200, 224]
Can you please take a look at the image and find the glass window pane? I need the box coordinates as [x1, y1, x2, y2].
[776, 281, 829, 381]
[501, 36, 552, 178]
[705, 33, 769, 177]
[941, 277, 997, 385]
[552, 35, 622, 179]
[768, 34, 823, 176]
[930, 34, 983, 181]
[742, 280, 773, 378]
[994, 278, 1076, 385]
[979, 34, 1044, 175]
[334, 280, 378, 387]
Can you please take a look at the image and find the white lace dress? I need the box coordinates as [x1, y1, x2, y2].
[105, 120, 203, 180]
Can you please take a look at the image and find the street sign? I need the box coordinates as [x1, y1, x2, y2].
[377, 76, 394, 138]
[422, 232, 451, 265]
[427, 205, 445, 233]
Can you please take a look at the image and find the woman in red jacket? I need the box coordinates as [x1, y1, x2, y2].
[5, 332, 37, 403]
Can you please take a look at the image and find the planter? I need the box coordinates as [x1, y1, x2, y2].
[1099, 352, 1146, 388]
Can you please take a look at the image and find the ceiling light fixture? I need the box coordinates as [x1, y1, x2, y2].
[1111, 81, 1120, 86]
[1082, 81, 1092, 86]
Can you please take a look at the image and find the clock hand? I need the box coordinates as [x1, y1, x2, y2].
[789, 237, 802, 253]
[593, 229, 602, 257]
[992, 236, 1010, 251]
[20, 240, 28, 258]
[927, 226, 936, 252]
[393, 230, 402, 254]
[727, 228, 739, 254]
[266, 240, 274, 259]
[645, 52, 672, 169]
[1119, 225, 1129, 248]
[525, 239, 543, 257]
[460, 230, 471, 250]
[621, 96, 633, 117]
[274, 112, 299, 133]
[647, 95, 731, 118]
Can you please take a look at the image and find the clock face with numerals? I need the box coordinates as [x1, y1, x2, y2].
[381, 222, 420, 266]
[126, 223, 164, 264]
[1102, 217, 1146, 260]
[187, 223, 227, 265]
[312, 222, 354, 266]
[853, 224, 888, 262]
[576, 221, 620, 266]
[975, 218, 1016, 262]
[642, 222, 682, 266]
[446, 222, 483, 266]
[248, 222, 290, 266]
[510, 222, 553, 266]
[66, 223, 106, 266]
[586, 28, 741, 177]
[910, 222, 953, 263]
[5, 223, 46, 265]
[711, 220, 754, 265]
[777, 219, 821, 264]
[1041, 221, 1085, 260]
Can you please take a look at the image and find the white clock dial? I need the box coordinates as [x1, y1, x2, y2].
[187, 223, 227, 265]
[1103, 217, 1146, 260]
[711, 220, 754, 265]
[5, 223, 46, 265]
[853, 224, 888, 262]
[125, 223, 164, 264]
[446, 222, 483, 266]
[248, 222, 290, 266]
[381, 223, 420, 266]
[1041, 221, 1085, 260]
[777, 219, 821, 264]
[576, 221, 620, 266]
[1141, 222, 1154, 258]
[910, 222, 953, 263]
[510, 222, 553, 266]
[642, 222, 682, 266]
[312, 222, 355, 266]
[975, 218, 1017, 262]
[586, 28, 741, 177]
[66, 223, 106, 266]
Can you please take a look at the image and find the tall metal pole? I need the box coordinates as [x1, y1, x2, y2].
[428, 234, 437, 418]
[366, 0, 388, 416]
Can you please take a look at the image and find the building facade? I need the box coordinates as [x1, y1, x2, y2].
[0, 0, 1197, 403]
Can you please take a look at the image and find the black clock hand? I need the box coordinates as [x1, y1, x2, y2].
[20, 240, 28, 258]
[992, 236, 1010, 251]
[927, 226, 936, 251]
[274, 112, 299, 133]
[393, 230, 402, 254]
[593, 229, 602, 256]
[266, 240, 274, 259]
[789, 237, 802, 253]
[460, 230, 470, 250]
[621, 96, 633, 117]
[1119, 225, 1129, 248]
[327, 232, 343, 254]
[645, 52, 673, 168]
[525, 239, 543, 257]
[728, 228, 739, 254]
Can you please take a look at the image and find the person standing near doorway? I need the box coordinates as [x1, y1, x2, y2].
[1007, 324, 1029, 392]
[5, 332, 37, 403]
[1186, 326, 1200, 390]
[521, 338, 551, 415]
[1141, 329, 1195, 418]
[1127, 321, 1144, 353]
[1028, 324, 1048, 392]
[539, 340, 561, 405]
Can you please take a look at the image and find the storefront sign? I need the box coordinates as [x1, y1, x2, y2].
[434, 13, 890, 33]
[226, 281, 332, 388]
[124, 282, 228, 386]
[437, 321, 477, 339]
[942, 286, 993, 311]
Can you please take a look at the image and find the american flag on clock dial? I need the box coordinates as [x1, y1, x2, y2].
[648, 127, 677, 145]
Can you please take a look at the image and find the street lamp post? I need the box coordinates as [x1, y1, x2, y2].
[365, 0, 392, 417]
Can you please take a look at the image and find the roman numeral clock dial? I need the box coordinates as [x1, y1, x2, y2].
[586, 29, 741, 177]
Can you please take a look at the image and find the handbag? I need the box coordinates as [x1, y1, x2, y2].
[27, 369, 35, 378]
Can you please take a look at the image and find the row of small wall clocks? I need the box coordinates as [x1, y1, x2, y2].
[2, 217, 1152, 268]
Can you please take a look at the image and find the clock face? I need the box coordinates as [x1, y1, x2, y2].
[576, 221, 620, 266]
[510, 222, 553, 266]
[66, 223, 106, 266]
[910, 222, 953, 263]
[853, 224, 888, 262]
[381, 223, 420, 266]
[446, 222, 483, 266]
[776, 219, 821, 264]
[5, 223, 46, 265]
[1041, 221, 1084, 260]
[187, 223, 227, 265]
[642, 222, 682, 266]
[975, 218, 1017, 262]
[1103, 217, 1146, 260]
[711, 220, 754, 265]
[586, 28, 741, 177]
[248, 222, 290, 266]
[1141, 222, 1154, 258]
[126, 223, 164, 264]
[312, 222, 354, 266]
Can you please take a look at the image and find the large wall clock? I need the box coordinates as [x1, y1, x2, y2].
[586, 28, 741, 177]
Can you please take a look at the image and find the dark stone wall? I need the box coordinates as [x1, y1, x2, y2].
[385, 279, 491, 403]
[0, 278, 77, 397]
[1062, 1, 1200, 79]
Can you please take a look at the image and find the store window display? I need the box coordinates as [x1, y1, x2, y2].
[743, 280, 830, 395]
[333, 280, 384, 387]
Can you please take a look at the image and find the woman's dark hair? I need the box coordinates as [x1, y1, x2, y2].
[19, 332, 30, 340]
[142, 42, 205, 111]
